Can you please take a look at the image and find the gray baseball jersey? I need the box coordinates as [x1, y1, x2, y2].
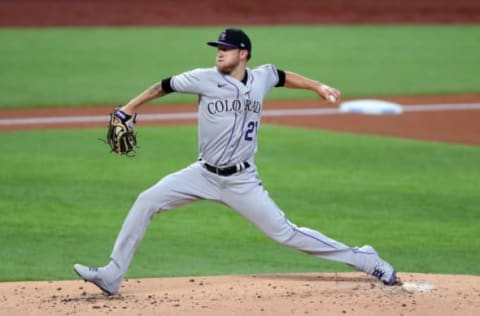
[170, 64, 279, 166]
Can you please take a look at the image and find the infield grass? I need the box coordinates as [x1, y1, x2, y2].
[1, 126, 479, 281]
[1, 25, 479, 108]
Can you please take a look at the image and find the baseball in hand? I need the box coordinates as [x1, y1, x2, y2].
[327, 94, 337, 103]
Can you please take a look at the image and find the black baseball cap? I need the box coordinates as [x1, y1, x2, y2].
[207, 28, 252, 59]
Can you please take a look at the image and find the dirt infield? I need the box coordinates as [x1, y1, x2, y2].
[0, 273, 479, 316]
[1, 1, 480, 315]
[2, 95, 480, 146]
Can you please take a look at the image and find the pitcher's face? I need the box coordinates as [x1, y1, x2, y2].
[215, 46, 246, 74]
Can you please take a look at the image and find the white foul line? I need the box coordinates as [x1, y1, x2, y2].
[1, 103, 480, 126]
[400, 103, 480, 112]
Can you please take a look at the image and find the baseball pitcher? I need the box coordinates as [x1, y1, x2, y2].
[74, 28, 397, 295]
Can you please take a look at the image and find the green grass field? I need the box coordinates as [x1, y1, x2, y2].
[1, 25, 479, 108]
[1, 126, 479, 281]
[1, 25, 479, 282]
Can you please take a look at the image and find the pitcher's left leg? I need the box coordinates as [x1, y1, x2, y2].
[223, 181, 396, 284]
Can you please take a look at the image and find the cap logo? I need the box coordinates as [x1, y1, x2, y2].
[219, 31, 227, 41]
[240, 43, 245, 48]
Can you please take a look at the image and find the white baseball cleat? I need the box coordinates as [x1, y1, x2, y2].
[356, 245, 397, 285]
[73, 263, 122, 295]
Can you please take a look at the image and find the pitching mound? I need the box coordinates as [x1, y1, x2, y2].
[1, 272, 478, 315]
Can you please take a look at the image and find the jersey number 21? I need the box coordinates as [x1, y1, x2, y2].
[245, 121, 258, 141]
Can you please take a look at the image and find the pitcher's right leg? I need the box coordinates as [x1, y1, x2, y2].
[74, 162, 219, 294]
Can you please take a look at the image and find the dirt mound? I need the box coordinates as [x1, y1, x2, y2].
[1, 272, 478, 316]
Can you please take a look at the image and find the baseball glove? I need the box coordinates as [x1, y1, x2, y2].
[106, 108, 138, 156]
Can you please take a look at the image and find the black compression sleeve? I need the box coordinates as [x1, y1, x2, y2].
[276, 69, 286, 87]
[161, 77, 174, 94]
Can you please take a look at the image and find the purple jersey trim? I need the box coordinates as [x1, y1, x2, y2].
[352, 248, 376, 255]
[293, 227, 337, 249]
[273, 203, 337, 249]
[227, 71, 256, 164]
[214, 75, 241, 165]
[227, 110, 249, 165]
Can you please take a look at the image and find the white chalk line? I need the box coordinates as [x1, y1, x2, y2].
[1, 103, 480, 126]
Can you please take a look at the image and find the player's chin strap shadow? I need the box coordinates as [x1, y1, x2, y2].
[97, 138, 139, 158]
